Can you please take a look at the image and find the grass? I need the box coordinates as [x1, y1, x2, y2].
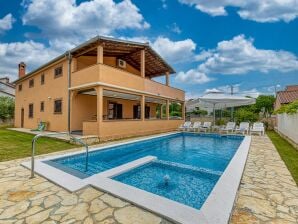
[267, 131, 298, 185]
[0, 127, 76, 162]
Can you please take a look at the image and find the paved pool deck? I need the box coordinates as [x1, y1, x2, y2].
[0, 135, 297, 224]
[231, 135, 298, 224]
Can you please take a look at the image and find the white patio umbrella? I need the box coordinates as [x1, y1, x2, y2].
[187, 92, 256, 124]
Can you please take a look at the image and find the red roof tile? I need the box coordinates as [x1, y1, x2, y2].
[277, 90, 298, 104]
[285, 85, 298, 91]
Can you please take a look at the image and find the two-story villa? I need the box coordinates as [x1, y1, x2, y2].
[14, 36, 185, 140]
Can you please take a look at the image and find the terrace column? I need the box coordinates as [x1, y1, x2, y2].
[141, 95, 145, 121]
[140, 49, 145, 78]
[165, 72, 170, 86]
[96, 86, 103, 136]
[166, 100, 170, 120]
[97, 45, 104, 64]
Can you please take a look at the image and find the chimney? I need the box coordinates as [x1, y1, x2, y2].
[18, 62, 26, 78]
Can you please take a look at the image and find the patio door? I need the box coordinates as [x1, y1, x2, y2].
[21, 108, 24, 128]
[133, 105, 141, 119]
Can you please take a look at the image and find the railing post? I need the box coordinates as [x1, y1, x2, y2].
[30, 138, 36, 179]
[30, 133, 89, 179]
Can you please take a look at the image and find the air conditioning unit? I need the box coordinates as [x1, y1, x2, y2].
[117, 59, 126, 68]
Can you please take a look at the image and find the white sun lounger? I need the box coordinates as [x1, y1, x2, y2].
[250, 122, 265, 136]
[220, 122, 236, 134]
[178, 121, 192, 131]
[199, 122, 212, 133]
[188, 121, 201, 132]
[234, 122, 250, 135]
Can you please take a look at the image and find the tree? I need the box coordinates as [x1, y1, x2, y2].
[191, 107, 208, 116]
[235, 108, 258, 123]
[255, 95, 275, 117]
[0, 96, 15, 120]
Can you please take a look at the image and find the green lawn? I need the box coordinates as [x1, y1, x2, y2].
[0, 127, 76, 162]
[267, 131, 298, 185]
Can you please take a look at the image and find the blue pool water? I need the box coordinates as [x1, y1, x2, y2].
[46, 133, 243, 208]
[114, 161, 220, 209]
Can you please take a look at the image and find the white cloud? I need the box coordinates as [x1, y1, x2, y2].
[198, 34, 298, 75]
[161, 0, 167, 9]
[178, 0, 298, 22]
[168, 23, 182, 34]
[175, 69, 212, 84]
[0, 41, 61, 80]
[0, 14, 15, 34]
[22, 0, 149, 44]
[151, 36, 196, 63]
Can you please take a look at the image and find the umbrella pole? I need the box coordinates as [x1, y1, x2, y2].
[213, 104, 215, 125]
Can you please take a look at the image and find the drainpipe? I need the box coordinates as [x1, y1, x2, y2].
[67, 51, 72, 134]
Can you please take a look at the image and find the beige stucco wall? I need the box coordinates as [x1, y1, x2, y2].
[71, 94, 97, 131]
[98, 119, 183, 141]
[14, 59, 68, 132]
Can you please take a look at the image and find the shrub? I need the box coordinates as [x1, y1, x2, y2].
[235, 108, 258, 123]
[275, 100, 298, 114]
[0, 96, 15, 120]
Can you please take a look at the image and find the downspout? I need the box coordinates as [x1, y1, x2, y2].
[67, 51, 72, 134]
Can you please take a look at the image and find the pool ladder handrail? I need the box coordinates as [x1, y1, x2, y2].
[31, 132, 89, 178]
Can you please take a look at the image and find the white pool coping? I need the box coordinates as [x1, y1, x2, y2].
[22, 133, 251, 224]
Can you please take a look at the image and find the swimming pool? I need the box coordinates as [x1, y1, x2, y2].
[22, 132, 250, 224]
[48, 133, 243, 176]
[45, 133, 243, 209]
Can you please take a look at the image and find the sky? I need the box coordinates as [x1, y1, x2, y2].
[0, 0, 298, 99]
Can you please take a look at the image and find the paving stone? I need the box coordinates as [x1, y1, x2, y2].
[25, 208, 53, 224]
[0, 199, 14, 209]
[53, 205, 73, 215]
[61, 194, 78, 206]
[44, 195, 61, 208]
[94, 207, 114, 222]
[98, 218, 116, 224]
[79, 187, 104, 202]
[100, 194, 128, 208]
[83, 216, 94, 224]
[89, 198, 108, 213]
[61, 203, 88, 222]
[114, 206, 161, 224]
[7, 190, 35, 202]
[0, 201, 30, 219]
[17, 206, 43, 218]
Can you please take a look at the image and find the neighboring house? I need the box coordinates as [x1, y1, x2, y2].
[0, 77, 15, 98]
[14, 36, 185, 140]
[274, 85, 298, 110]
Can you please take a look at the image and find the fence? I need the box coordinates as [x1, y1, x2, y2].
[276, 113, 298, 149]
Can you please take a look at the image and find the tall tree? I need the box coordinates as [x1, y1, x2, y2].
[255, 95, 275, 117]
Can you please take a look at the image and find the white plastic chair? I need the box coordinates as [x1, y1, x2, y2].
[200, 122, 212, 133]
[178, 121, 192, 131]
[250, 122, 265, 136]
[220, 122, 236, 134]
[234, 122, 250, 135]
[189, 121, 201, 132]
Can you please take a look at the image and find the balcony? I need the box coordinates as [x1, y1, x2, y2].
[71, 63, 184, 101]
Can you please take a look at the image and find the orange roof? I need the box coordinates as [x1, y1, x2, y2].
[276, 89, 298, 104]
[285, 85, 298, 91]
